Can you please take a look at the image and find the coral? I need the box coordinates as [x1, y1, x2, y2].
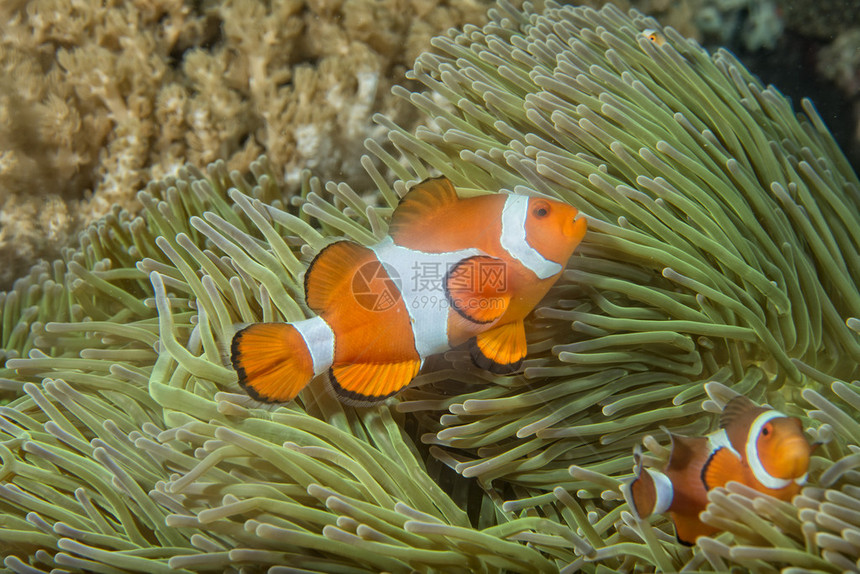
[817, 29, 860, 171]
[692, 0, 783, 50]
[0, 1, 858, 573]
[0, 0, 491, 289]
[819, 29, 860, 98]
[776, 0, 860, 39]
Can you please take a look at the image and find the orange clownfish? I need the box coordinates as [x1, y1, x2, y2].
[231, 176, 587, 404]
[641, 28, 667, 47]
[627, 396, 815, 545]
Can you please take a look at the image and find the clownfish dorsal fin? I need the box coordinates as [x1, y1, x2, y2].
[470, 320, 526, 374]
[388, 176, 461, 244]
[329, 360, 421, 405]
[304, 240, 379, 314]
[719, 395, 760, 430]
[445, 255, 510, 324]
[665, 433, 700, 473]
[721, 396, 774, 457]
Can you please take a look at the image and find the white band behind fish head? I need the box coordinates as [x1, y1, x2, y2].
[746, 410, 792, 490]
[500, 195, 563, 280]
[293, 316, 335, 376]
[708, 428, 740, 459]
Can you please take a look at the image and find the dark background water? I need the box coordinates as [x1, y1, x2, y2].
[738, 32, 859, 175]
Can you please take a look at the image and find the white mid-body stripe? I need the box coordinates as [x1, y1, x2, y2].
[645, 468, 674, 515]
[292, 316, 335, 376]
[746, 410, 792, 490]
[499, 195, 563, 280]
[371, 237, 482, 359]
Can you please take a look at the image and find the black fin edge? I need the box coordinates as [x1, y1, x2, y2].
[328, 367, 403, 406]
[443, 258, 498, 326]
[231, 326, 284, 404]
[469, 338, 523, 375]
[303, 240, 351, 309]
[699, 447, 720, 492]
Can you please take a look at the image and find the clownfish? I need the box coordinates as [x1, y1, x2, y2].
[641, 28, 667, 47]
[231, 176, 587, 404]
[626, 395, 815, 545]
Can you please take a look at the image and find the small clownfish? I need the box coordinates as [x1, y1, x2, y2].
[641, 28, 667, 47]
[626, 395, 815, 545]
[231, 176, 587, 404]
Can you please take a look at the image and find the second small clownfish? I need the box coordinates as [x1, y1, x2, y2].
[626, 395, 815, 545]
[641, 28, 667, 47]
[231, 176, 587, 404]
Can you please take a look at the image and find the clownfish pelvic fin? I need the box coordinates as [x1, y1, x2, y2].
[470, 320, 526, 374]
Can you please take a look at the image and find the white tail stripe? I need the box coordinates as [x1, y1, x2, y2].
[500, 195, 563, 280]
[646, 468, 674, 515]
[746, 410, 792, 490]
[293, 316, 335, 376]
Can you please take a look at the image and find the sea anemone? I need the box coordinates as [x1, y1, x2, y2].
[0, 1, 858, 572]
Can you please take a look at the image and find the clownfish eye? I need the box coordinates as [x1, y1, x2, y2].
[532, 202, 550, 218]
[642, 29, 665, 46]
[762, 423, 772, 437]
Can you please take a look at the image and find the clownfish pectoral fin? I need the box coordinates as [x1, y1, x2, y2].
[329, 359, 421, 405]
[701, 446, 743, 491]
[388, 176, 460, 244]
[665, 433, 702, 473]
[231, 323, 315, 403]
[470, 321, 526, 374]
[445, 255, 510, 324]
[669, 511, 716, 546]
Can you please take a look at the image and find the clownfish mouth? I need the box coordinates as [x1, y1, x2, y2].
[565, 216, 587, 240]
[761, 434, 813, 481]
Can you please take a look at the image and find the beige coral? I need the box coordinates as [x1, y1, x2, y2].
[0, 0, 491, 288]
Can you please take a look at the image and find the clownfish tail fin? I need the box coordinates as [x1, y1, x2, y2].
[627, 448, 674, 520]
[231, 319, 333, 403]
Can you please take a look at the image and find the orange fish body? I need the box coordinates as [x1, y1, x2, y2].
[641, 28, 667, 47]
[232, 177, 587, 403]
[628, 396, 814, 545]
